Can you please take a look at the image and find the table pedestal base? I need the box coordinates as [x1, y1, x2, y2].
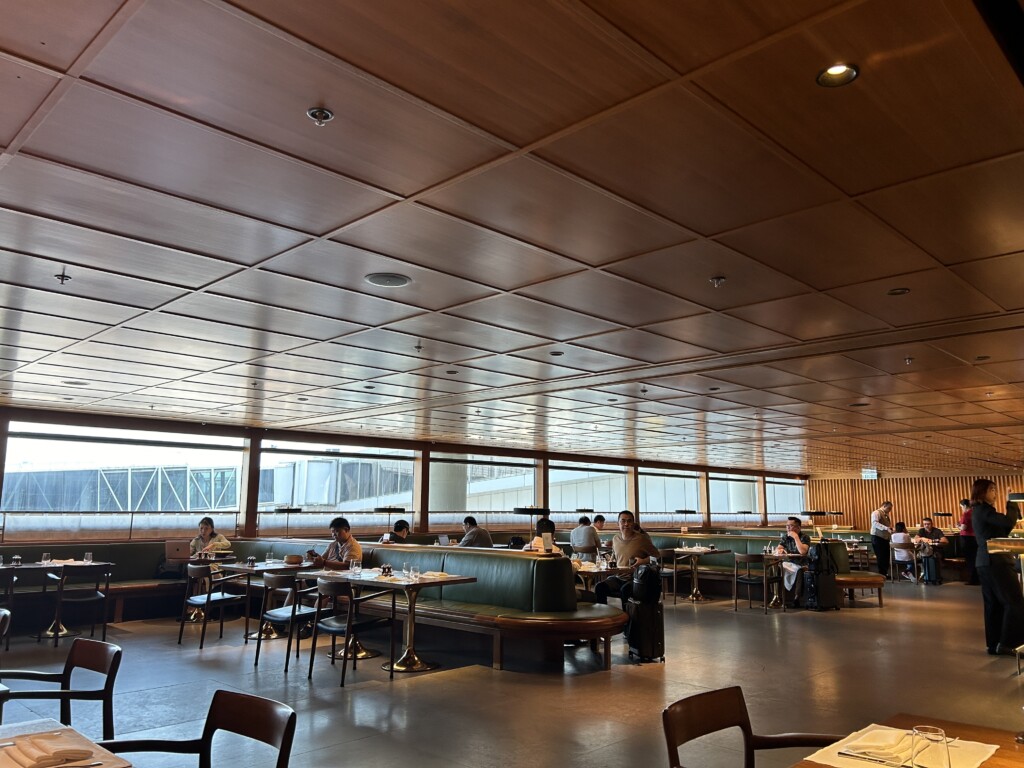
[246, 620, 285, 642]
[329, 637, 380, 660]
[41, 621, 77, 639]
[383, 649, 438, 673]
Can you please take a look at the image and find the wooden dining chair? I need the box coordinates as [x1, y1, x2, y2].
[890, 542, 920, 583]
[253, 572, 318, 672]
[42, 563, 112, 647]
[663, 686, 842, 768]
[0, 638, 122, 739]
[100, 689, 296, 768]
[307, 578, 396, 686]
[178, 563, 247, 649]
[733, 554, 783, 614]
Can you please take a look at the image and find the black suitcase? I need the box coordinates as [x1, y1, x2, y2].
[921, 556, 940, 584]
[632, 563, 662, 604]
[626, 599, 665, 662]
[803, 571, 839, 611]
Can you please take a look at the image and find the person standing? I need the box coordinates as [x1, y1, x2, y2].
[958, 499, 979, 585]
[971, 479, 1024, 655]
[870, 501, 894, 579]
[570, 515, 601, 562]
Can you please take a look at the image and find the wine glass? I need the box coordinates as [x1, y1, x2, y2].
[410, 565, 420, 581]
[911, 725, 950, 768]
[402, 562, 410, 579]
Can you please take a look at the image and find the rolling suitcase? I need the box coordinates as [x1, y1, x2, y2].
[626, 599, 665, 663]
[803, 570, 839, 611]
[921, 556, 941, 584]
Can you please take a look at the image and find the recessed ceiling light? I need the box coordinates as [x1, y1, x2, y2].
[365, 272, 411, 288]
[708, 275, 726, 288]
[364, 385, 376, 390]
[62, 397, 74, 401]
[446, 369, 458, 375]
[297, 397, 308, 402]
[306, 106, 334, 126]
[887, 287, 910, 296]
[708, 387, 720, 392]
[849, 402, 869, 407]
[61, 379, 90, 387]
[816, 63, 859, 87]
[549, 351, 564, 357]
[976, 355, 991, 361]
[607, 398, 618, 403]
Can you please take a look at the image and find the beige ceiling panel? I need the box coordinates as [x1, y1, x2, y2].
[844, 343, 965, 374]
[336, 204, 580, 291]
[342, 329, 486, 365]
[259, 353, 390, 381]
[696, 0, 1024, 193]
[388, 313, 544, 353]
[0, 346, 51, 364]
[512, 344, 639, 373]
[770, 355, 885, 382]
[0, 59, 58, 146]
[267, 241, 495, 311]
[574, 330, 712, 364]
[185, 370, 311, 394]
[606, 240, 809, 310]
[0, 308, 108, 341]
[945, 384, 1024, 402]
[422, 157, 692, 265]
[73, 340, 225, 372]
[582, 0, 835, 75]
[948, 412, 1019, 427]
[460, 355, 580, 381]
[897, 366, 1003, 391]
[538, 85, 839, 235]
[306, 342, 431, 373]
[919, 402, 991, 417]
[980, 361, 1024, 383]
[44, 351, 199, 380]
[0, 282, 140, 326]
[716, 390, 801, 408]
[415, 365, 531, 389]
[0, 0, 123, 69]
[893, 416, 962, 430]
[1, 249, 186, 309]
[861, 154, 1024, 265]
[7, 370, 140, 394]
[950, 251, 1024, 311]
[85, 0, 505, 195]
[930, 329, 1024, 366]
[827, 376, 926, 398]
[232, 0, 665, 145]
[168, 294, 359, 341]
[763, 382, 862, 403]
[711, 366, 812, 390]
[448, 295, 619, 341]
[127, 314, 306, 353]
[517, 270, 703, 326]
[728, 293, 889, 341]
[99, 327, 269, 363]
[213, 270, 420, 326]
[881, 392, 961, 408]
[367, 372, 483, 395]
[653, 374, 746, 395]
[718, 202, 937, 290]
[645, 313, 793, 353]
[828, 269, 1001, 326]
[24, 85, 394, 235]
[0, 157, 307, 264]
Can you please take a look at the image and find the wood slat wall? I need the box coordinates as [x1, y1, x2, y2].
[807, 475, 1024, 530]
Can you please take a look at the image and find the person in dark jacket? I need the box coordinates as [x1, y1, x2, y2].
[958, 499, 979, 585]
[971, 479, 1024, 655]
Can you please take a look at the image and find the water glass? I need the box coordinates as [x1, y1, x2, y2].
[84, 552, 93, 563]
[42, 552, 51, 565]
[911, 725, 950, 768]
[410, 565, 420, 581]
[350, 559, 362, 576]
[265, 551, 273, 565]
[598, 557, 607, 571]
[402, 562, 410, 578]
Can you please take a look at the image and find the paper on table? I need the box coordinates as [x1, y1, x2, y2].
[806, 724, 999, 768]
[50, 559, 77, 565]
[4, 733, 92, 768]
[422, 571, 449, 578]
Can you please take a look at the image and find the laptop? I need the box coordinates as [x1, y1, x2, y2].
[165, 540, 191, 560]
[437, 534, 450, 545]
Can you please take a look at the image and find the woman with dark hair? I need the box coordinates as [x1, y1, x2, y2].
[190, 516, 231, 556]
[971, 478, 1024, 655]
[958, 499, 979, 585]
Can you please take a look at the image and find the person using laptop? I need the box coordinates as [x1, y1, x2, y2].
[379, 519, 411, 543]
[190, 516, 231, 556]
[306, 517, 361, 570]
[458, 516, 493, 548]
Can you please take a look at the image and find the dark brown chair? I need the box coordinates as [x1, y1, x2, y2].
[100, 689, 296, 768]
[253, 572, 318, 672]
[42, 563, 112, 647]
[0, 638, 122, 739]
[178, 563, 247, 649]
[733, 554, 784, 614]
[307, 578, 396, 686]
[0, 608, 10, 657]
[663, 686, 841, 768]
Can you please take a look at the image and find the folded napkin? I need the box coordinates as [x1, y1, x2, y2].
[843, 729, 914, 762]
[422, 571, 449, 578]
[781, 560, 801, 590]
[377, 575, 402, 582]
[6, 734, 92, 768]
[51, 559, 78, 565]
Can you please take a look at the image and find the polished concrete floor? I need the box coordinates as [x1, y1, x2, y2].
[1, 580, 1021, 768]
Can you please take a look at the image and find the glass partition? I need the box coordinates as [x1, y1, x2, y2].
[548, 460, 627, 527]
[638, 470, 700, 527]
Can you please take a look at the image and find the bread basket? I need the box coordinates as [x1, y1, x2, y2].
[283, 554, 303, 565]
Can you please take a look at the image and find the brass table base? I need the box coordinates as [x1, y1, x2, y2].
[328, 637, 380, 660]
[383, 649, 438, 673]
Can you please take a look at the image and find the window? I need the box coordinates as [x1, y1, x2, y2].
[428, 453, 535, 527]
[708, 473, 758, 524]
[548, 460, 627, 526]
[638, 470, 700, 526]
[766, 478, 806, 524]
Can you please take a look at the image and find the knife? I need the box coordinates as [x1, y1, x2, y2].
[836, 750, 909, 767]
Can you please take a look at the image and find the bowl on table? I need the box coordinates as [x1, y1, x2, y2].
[283, 554, 303, 565]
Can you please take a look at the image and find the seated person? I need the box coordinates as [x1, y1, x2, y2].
[891, 521, 917, 582]
[775, 516, 811, 607]
[190, 516, 231, 556]
[306, 517, 361, 570]
[379, 519, 411, 543]
[915, 517, 949, 585]
[594, 511, 660, 608]
[570, 515, 601, 562]
[458, 516, 494, 548]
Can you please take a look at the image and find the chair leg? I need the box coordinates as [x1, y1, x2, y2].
[198, 608, 210, 650]
[307, 621, 320, 680]
[177, 601, 189, 645]
[102, 698, 114, 740]
[218, 606, 226, 639]
[254, 619, 265, 666]
[283, 621, 294, 673]
[340, 635, 350, 687]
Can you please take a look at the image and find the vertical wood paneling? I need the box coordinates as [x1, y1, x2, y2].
[807, 475, 1024, 530]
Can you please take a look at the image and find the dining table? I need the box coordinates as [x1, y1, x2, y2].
[298, 567, 476, 673]
[219, 559, 315, 642]
[792, 713, 1022, 767]
[672, 547, 731, 602]
[573, 563, 630, 591]
[0, 717, 131, 767]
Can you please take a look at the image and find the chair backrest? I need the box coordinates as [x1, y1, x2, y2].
[0, 608, 10, 640]
[187, 563, 214, 580]
[891, 541, 916, 552]
[200, 690, 296, 768]
[59, 564, 113, 591]
[663, 686, 754, 768]
[262, 572, 297, 591]
[734, 553, 765, 575]
[317, 577, 353, 599]
[62, 638, 122, 692]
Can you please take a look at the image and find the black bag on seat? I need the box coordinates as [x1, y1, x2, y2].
[808, 542, 839, 575]
[626, 599, 665, 662]
[632, 563, 662, 604]
[803, 570, 839, 611]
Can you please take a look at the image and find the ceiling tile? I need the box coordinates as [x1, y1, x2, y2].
[0, 282, 140, 326]
[0, 0, 123, 69]
[951, 251, 1024, 311]
[727, 293, 888, 340]
[574, 330, 712, 364]
[538, 85, 839, 235]
[645, 313, 793, 353]
[447, 295, 619, 340]
[770, 355, 885, 382]
[0, 58, 58, 146]
[168, 294, 360, 341]
[512, 344, 639, 373]
[126, 313, 306, 353]
[422, 157, 692, 265]
[388, 313, 545, 353]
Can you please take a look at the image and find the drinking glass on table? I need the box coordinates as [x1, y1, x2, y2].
[265, 551, 273, 565]
[402, 562, 410, 579]
[42, 552, 51, 565]
[410, 565, 420, 581]
[350, 559, 362, 576]
[911, 725, 950, 768]
[84, 552, 93, 563]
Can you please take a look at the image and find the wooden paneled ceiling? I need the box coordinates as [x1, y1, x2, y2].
[2, 0, 1024, 477]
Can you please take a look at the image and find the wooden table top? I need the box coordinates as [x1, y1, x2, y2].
[794, 713, 1022, 767]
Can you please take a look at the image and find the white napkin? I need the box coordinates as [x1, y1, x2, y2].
[422, 571, 449, 578]
[843, 729, 914, 762]
[781, 560, 801, 590]
[807, 724, 999, 768]
[5, 734, 92, 768]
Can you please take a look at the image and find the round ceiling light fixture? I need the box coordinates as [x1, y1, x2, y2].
[887, 287, 910, 296]
[816, 63, 859, 87]
[365, 272, 411, 288]
[306, 107, 334, 127]
[549, 350, 564, 357]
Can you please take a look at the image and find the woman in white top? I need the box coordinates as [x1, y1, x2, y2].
[891, 521, 916, 582]
[190, 516, 231, 556]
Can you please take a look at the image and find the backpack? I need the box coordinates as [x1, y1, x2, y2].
[808, 542, 839, 575]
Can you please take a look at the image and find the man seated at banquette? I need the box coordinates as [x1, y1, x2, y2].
[306, 517, 361, 570]
[570, 515, 601, 562]
[458, 516, 494, 548]
[190, 516, 232, 556]
[379, 519, 411, 543]
[523, 517, 562, 553]
[775, 516, 811, 607]
[916, 516, 949, 585]
[594, 511, 660, 607]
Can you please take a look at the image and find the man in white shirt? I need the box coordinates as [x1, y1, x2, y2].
[570, 515, 601, 562]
